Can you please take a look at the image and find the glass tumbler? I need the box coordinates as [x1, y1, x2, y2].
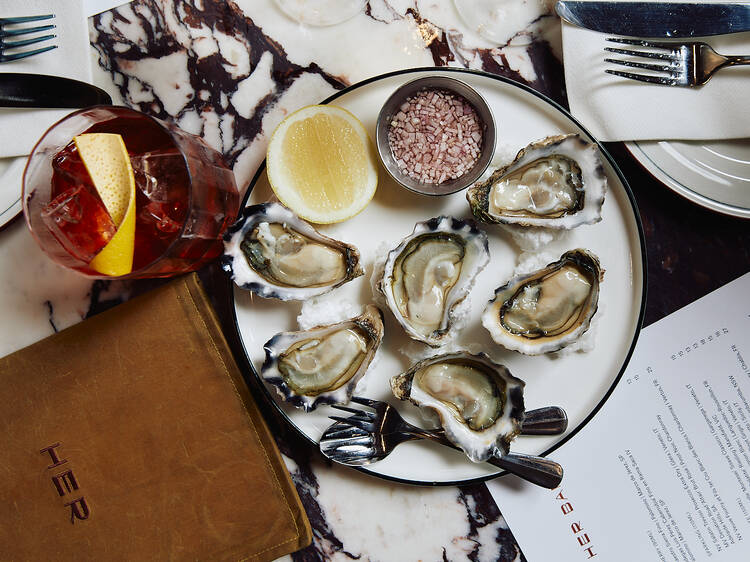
[23, 106, 240, 279]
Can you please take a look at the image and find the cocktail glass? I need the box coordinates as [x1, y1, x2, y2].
[273, 0, 366, 26]
[453, 0, 547, 45]
[23, 106, 240, 279]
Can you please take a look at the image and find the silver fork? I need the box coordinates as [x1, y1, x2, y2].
[604, 37, 750, 87]
[319, 397, 565, 489]
[1, 15, 57, 63]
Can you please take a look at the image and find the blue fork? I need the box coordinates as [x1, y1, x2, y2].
[1, 15, 57, 63]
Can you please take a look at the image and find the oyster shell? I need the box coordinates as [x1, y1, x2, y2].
[261, 305, 384, 411]
[222, 202, 363, 300]
[378, 216, 490, 347]
[390, 352, 525, 462]
[467, 134, 606, 229]
[483, 249, 603, 355]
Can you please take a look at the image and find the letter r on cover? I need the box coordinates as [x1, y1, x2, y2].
[65, 497, 90, 524]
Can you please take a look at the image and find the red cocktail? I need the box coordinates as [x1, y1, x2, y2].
[23, 106, 240, 278]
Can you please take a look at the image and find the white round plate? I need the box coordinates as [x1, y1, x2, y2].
[230, 68, 646, 485]
[626, 139, 750, 219]
[0, 156, 25, 230]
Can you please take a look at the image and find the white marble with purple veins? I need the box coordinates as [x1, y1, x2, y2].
[0, 1, 565, 559]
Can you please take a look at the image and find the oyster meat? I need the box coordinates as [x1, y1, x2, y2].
[483, 249, 603, 355]
[261, 305, 384, 411]
[222, 202, 363, 300]
[467, 134, 606, 229]
[390, 352, 525, 462]
[379, 216, 490, 347]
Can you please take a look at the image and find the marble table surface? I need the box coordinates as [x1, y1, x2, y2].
[1, 1, 749, 560]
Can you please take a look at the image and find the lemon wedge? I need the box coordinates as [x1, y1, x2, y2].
[266, 105, 378, 224]
[74, 133, 136, 276]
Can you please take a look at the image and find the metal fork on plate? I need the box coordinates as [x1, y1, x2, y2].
[1, 15, 57, 63]
[604, 37, 750, 87]
[319, 396, 566, 489]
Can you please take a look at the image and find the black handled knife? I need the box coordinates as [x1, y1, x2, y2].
[0, 73, 112, 108]
[556, 1, 750, 38]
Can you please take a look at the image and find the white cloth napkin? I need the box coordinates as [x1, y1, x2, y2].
[563, 0, 750, 142]
[0, 0, 91, 158]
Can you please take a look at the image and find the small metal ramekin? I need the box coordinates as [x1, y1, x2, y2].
[376, 75, 496, 196]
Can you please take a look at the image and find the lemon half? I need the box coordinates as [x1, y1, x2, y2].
[74, 133, 136, 276]
[266, 105, 378, 224]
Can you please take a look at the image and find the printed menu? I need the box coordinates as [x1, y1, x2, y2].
[488, 272, 750, 561]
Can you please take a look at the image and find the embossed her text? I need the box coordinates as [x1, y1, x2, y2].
[39, 443, 90, 524]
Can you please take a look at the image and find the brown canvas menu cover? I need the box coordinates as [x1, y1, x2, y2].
[0, 274, 311, 561]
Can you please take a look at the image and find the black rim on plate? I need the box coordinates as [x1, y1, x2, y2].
[0, 156, 25, 232]
[224, 67, 649, 487]
[0, 197, 21, 233]
[625, 141, 750, 219]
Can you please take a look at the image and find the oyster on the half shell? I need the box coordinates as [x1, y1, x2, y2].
[378, 216, 490, 347]
[467, 134, 606, 229]
[222, 202, 363, 300]
[390, 352, 525, 462]
[482, 249, 604, 355]
[261, 305, 384, 411]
